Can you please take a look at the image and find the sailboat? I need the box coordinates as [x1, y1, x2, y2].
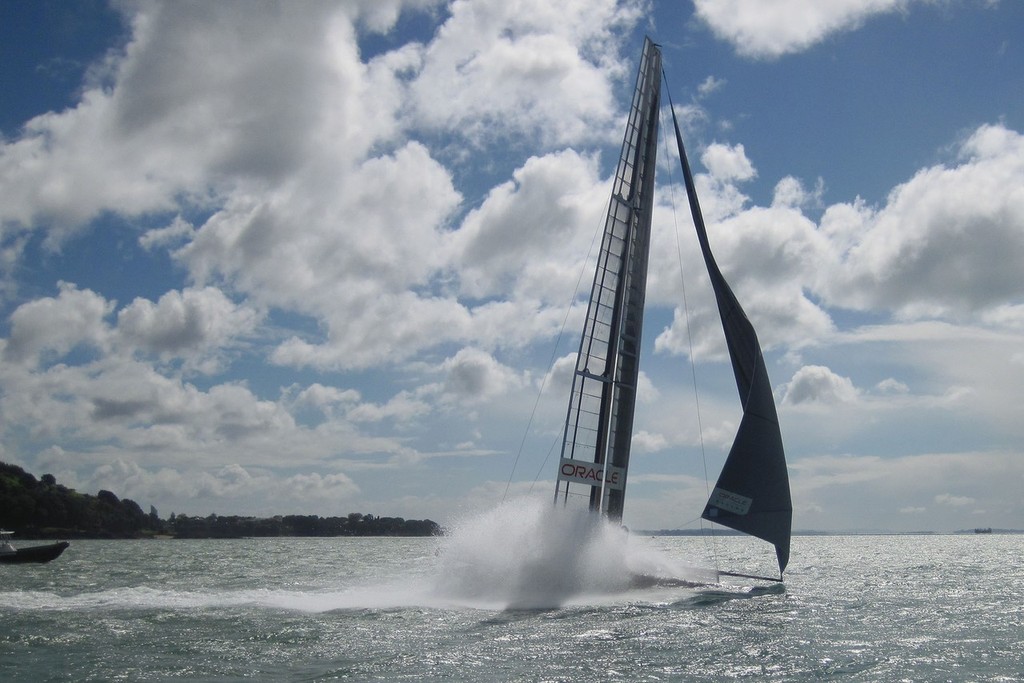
[553, 37, 792, 581]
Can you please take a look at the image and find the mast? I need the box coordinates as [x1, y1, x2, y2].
[554, 37, 661, 521]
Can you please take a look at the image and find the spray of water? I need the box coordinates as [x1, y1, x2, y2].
[431, 497, 712, 609]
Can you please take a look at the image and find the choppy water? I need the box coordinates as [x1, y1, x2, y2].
[3, 503, 1022, 681]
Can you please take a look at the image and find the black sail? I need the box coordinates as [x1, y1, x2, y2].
[669, 100, 793, 575]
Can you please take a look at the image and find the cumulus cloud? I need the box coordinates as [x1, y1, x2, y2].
[451, 149, 606, 301]
[2, 4, 346, 240]
[441, 347, 525, 403]
[654, 121, 1024, 365]
[693, 0, 923, 59]
[701, 142, 756, 182]
[821, 124, 1024, 320]
[0, 1, 654, 378]
[4, 282, 113, 365]
[408, 0, 643, 145]
[139, 216, 195, 250]
[652, 188, 835, 360]
[0, 346, 422, 484]
[347, 390, 432, 423]
[783, 365, 859, 405]
[772, 176, 823, 210]
[3, 282, 260, 374]
[117, 287, 261, 367]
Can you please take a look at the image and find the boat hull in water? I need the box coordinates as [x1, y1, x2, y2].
[0, 541, 69, 564]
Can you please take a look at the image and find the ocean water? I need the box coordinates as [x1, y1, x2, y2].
[3, 503, 1022, 681]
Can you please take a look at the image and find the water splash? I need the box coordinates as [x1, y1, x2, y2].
[431, 497, 712, 609]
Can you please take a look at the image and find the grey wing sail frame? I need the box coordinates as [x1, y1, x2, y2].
[554, 37, 662, 521]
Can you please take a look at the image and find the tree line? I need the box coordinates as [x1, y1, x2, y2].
[0, 461, 440, 539]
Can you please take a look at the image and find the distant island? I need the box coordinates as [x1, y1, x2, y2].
[0, 461, 440, 539]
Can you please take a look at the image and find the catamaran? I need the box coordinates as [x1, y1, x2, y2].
[553, 37, 792, 582]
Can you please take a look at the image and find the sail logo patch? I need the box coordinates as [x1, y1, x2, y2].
[557, 458, 625, 490]
[708, 488, 752, 515]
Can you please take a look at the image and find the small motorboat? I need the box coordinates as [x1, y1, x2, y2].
[0, 530, 69, 564]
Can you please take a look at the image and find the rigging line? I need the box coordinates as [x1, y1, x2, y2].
[501, 197, 610, 503]
[527, 427, 564, 494]
[660, 72, 720, 573]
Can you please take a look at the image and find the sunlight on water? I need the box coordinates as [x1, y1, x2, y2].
[3, 535, 1023, 681]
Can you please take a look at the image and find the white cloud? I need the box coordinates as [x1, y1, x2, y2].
[282, 471, 360, 501]
[117, 287, 261, 367]
[701, 142, 756, 182]
[408, 0, 644, 145]
[180, 141, 464, 371]
[655, 122, 1024, 366]
[772, 176, 823, 209]
[697, 75, 726, 97]
[631, 430, 668, 453]
[139, 216, 195, 251]
[693, 0, 922, 59]
[347, 390, 432, 424]
[3, 282, 113, 365]
[652, 193, 835, 360]
[0, 1, 652, 378]
[820, 124, 1024, 320]
[783, 365, 859, 405]
[440, 347, 525, 403]
[3, 282, 260, 375]
[451, 149, 606, 301]
[876, 378, 909, 394]
[0, 1, 442, 249]
[0, 340, 428, 484]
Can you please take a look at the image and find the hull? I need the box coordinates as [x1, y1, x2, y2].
[0, 541, 69, 564]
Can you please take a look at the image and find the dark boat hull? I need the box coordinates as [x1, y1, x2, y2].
[0, 541, 69, 564]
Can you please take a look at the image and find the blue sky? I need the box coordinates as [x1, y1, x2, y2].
[2, 0, 1023, 532]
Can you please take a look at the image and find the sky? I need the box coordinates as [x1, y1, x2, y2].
[1, 0, 1023, 534]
